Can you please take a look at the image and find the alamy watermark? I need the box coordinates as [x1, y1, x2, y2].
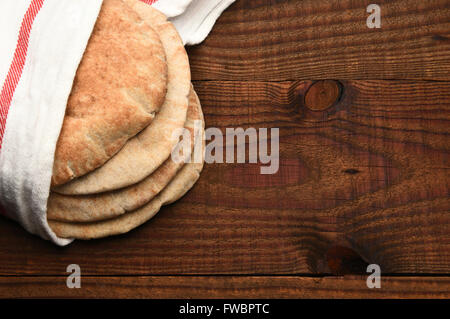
[366, 264, 381, 288]
[367, 4, 381, 28]
[66, 264, 81, 288]
[171, 120, 280, 175]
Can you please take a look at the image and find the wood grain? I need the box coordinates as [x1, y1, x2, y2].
[0, 276, 448, 298]
[0, 80, 448, 276]
[187, 0, 450, 81]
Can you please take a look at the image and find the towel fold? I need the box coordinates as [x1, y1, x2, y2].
[151, 0, 236, 45]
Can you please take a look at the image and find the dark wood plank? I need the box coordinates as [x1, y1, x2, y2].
[187, 0, 450, 81]
[0, 276, 448, 298]
[0, 80, 448, 276]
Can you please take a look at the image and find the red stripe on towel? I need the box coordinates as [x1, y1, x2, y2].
[0, 0, 45, 151]
[140, 0, 159, 5]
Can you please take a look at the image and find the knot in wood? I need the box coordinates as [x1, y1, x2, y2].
[304, 80, 341, 111]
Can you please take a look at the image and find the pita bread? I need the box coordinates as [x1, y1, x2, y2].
[52, 0, 168, 186]
[47, 88, 202, 223]
[48, 118, 205, 240]
[53, 3, 190, 194]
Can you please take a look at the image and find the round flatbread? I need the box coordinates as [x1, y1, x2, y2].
[47, 87, 202, 223]
[53, 3, 190, 194]
[52, 0, 168, 187]
[48, 115, 205, 239]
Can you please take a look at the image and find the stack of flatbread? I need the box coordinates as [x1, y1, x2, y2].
[46, 0, 204, 240]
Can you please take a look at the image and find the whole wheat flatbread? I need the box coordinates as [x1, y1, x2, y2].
[47, 88, 202, 223]
[53, 3, 190, 194]
[52, 0, 168, 186]
[48, 117, 205, 240]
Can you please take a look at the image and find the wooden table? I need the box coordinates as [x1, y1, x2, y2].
[1, 0, 449, 298]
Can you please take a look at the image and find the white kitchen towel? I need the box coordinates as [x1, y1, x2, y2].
[148, 0, 236, 45]
[0, 0, 233, 246]
[0, 0, 103, 246]
[151, 0, 193, 18]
